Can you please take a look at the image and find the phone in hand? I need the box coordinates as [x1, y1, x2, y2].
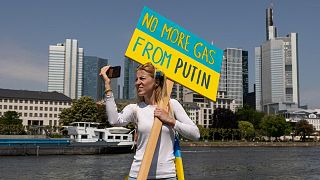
[106, 66, 121, 78]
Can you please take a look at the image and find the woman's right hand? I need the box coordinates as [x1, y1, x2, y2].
[99, 66, 111, 85]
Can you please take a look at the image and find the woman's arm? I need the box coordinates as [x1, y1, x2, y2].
[105, 94, 136, 127]
[171, 99, 200, 141]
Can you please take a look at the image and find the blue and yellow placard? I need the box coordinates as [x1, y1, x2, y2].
[125, 6, 223, 101]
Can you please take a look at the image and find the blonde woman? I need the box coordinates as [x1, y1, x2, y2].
[100, 62, 200, 180]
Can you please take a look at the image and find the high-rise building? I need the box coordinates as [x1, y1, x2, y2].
[82, 56, 116, 101]
[255, 7, 300, 113]
[219, 48, 248, 108]
[48, 39, 83, 99]
[123, 58, 139, 100]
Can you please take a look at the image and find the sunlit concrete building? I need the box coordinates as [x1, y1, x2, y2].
[48, 39, 84, 99]
[255, 7, 300, 113]
[0, 88, 71, 127]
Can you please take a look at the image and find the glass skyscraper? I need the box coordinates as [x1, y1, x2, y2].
[255, 7, 300, 113]
[48, 39, 83, 99]
[123, 58, 139, 100]
[82, 56, 110, 101]
[218, 48, 248, 108]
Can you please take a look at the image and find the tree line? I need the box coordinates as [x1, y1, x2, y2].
[0, 97, 316, 141]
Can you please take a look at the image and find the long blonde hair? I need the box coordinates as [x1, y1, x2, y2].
[136, 62, 168, 105]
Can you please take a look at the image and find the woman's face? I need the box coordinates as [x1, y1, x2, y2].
[135, 70, 155, 97]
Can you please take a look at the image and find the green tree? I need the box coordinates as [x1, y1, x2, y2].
[238, 121, 255, 141]
[198, 125, 209, 141]
[0, 111, 25, 135]
[260, 115, 290, 141]
[59, 96, 98, 125]
[236, 105, 264, 129]
[295, 120, 315, 141]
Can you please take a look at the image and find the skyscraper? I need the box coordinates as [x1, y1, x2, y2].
[82, 56, 109, 101]
[219, 48, 248, 108]
[123, 58, 139, 100]
[255, 7, 300, 113]
[48, 39, 83, 99]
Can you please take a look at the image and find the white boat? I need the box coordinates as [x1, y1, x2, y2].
[66, 122, 134, 147]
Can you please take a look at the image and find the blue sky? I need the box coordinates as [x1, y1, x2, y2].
[0, 0, 319, 108]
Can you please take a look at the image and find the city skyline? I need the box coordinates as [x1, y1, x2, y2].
[0, 0, 319, 108]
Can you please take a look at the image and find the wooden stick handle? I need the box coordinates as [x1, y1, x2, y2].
[137, 79, 174, 180]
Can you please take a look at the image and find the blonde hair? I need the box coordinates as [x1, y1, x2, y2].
[136, 62, 168, 105]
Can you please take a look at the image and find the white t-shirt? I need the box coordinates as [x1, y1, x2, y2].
[105, 95, 200, 179]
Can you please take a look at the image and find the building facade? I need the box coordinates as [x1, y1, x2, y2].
[123, 58, 139, 100]
[219, 48, 248, 109]
[48, 39, 84, 99]
[0, 89, 71, 127]
[255, 7, 299, 113]
[82, 56, 119, 101]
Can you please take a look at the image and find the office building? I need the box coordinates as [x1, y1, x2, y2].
[255, 7, 300, 113]
[219, 48, 248, 109]
[48, 39, 83, 99]
[123, 58, 139, 100]
[0, 88, 71, 127]
[82, 56, 120, 101]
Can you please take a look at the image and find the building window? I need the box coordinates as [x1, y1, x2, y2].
[54, 120, 57, 126]
[19, 100, 23, 103]
[30, 100, 33, 104]
[35, 101, 38, 104]
[108, 136, 113, 139]
[0, 99, 2, 102]
[9, 99, 13, 103]
[19, 106, 22, 110]
[45, 107, 48, 111]
[0, 112, 2, 116]
[14, 106, 17, 110]
[45, 101, 48, 104]
[39, 113, 42, 117]
[30, 106, 33, 110]
[49, 120, 52, 126]
[24, 106, 28, 110]
[0, 105, 2, 109]
[34, 113, 38, 117]
[35, 107, 38, 111]
[50, 101, 53, 105]
[40, 101, 43, 104]
[4, 99, 7, 102]
[4, 105, 7, 109]
[64, 102, 67, 105]
[44, 113, 47, 117]
[18, 112, 22, 116]
[49, 114, 52, 118]
[24, 113, 27, 117]
[81, 135, 88, 139]
[54, 108, 57, 111]
[14, 100, 18, 103]
[59, 108, 62, 111]
[29, 113, 32, 117]
[54, 102, 57, 105]
[115, 136, 121, 140]
[49, 107, 53, 111]
[59, 102, 62, 105]
[40, 107, 43, 111]
[9, 105, 12, 110]
[54, 114, 57, 118]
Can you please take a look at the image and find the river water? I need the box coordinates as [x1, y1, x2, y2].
[1, 146, 320, 180]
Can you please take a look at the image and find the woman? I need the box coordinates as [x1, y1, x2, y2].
[100, 62, 200, 180]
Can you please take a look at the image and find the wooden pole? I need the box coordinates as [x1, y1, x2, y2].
[137, 79, 174, 180]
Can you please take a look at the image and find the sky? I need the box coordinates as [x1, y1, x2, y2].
[0, 0, 319, 108]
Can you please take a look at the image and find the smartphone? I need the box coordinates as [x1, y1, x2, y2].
[106, 66, 121, 78]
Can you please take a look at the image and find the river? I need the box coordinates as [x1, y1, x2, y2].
[1, 146, 320, 180]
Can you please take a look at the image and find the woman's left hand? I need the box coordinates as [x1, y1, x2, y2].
[154, 107, 176, 127]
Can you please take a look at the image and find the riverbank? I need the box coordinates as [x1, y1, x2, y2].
[180, 141, 320, 147]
